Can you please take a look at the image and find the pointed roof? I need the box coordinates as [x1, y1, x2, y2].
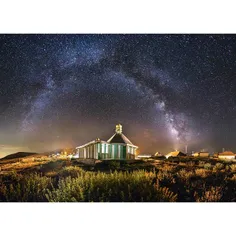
[166, 151, 186, 158]
[107, 132, 133, 145]
[107, 124, 138, 147]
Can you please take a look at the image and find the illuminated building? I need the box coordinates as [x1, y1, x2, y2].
[192, 152, 210, 158]
[136, 154, 152, 159]
[218, 151, 235, 159]
[165, 150, 186, 159]
[76, 124, 138, 160]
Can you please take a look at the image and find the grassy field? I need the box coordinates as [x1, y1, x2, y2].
[0, 155, 236, 202]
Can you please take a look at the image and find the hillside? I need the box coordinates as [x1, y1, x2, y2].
[2, 152, 37, 160]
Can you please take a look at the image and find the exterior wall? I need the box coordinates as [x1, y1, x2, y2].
[123, 146, 126, 159]
[126, 145, 137, 159]
[77, 142, 137, 160]
[199, 153, 209, 157]
[77, 142, 99, 159]
[218, 155, 235, 159]
[193, 153, 209, 157]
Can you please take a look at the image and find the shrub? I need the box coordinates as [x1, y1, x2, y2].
[195, 168, 209, 178]
[186, 161, 195, 168]
[157, 170, 176, 184]
[0, 173, 52, 202]
[45, 171, 58, 177]
[0, 159, 233, 202]
[230, 174, 236, 181]
[1, 170, 23, 182]
[167, 156, 181, 162]
[152, 156, 166, 161]
[108, 161, 121, 169]
[155, 181, 177, 202]
[213, 163, 224, 172]
[199, 161, 206, 167]
[46, 170, 177, 202]
[161, 164, 176, 172]
[95, 160, 123, 170]
[194, 186, 223, 202]
[230, 164, 236, 172]
[203, 163, 212, 170]
[225, 165, 230, 171]
[177, 169, 195, 181]
[58, 166, 84, 178]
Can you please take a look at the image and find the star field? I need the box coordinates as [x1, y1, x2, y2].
[1, 34, 236, 157]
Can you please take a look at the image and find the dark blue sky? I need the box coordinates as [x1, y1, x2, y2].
[1, 34, 236, 157]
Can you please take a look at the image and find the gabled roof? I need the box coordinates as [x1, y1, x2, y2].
[107, 124, 138, 147]
[166, 151, 186, 158]
[218, 151, 235, 156]
[107, 133, 136, 146]
[76, 139, 108, 149]
[76, 124, 138, 149]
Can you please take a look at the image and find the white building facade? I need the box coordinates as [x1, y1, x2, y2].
[76, 124, 138, 160]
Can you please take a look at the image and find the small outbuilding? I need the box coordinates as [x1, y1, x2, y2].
[218, 151, 235, 160]
[165, 151, 187, 159]
[192, 152, 210, 158]
[154, 151, 163, 157]
[136, 154, 152, 159]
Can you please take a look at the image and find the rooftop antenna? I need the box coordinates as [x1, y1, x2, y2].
[185, 145, 188, 154]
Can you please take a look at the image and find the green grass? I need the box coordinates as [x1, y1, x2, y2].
[0, 156, 236, 202]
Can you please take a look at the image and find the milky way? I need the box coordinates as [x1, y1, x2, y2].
[1, 34, 236, 157]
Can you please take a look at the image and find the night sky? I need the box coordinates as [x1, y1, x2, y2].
[1, 34, 236, 157]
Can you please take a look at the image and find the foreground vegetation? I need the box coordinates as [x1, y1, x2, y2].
[0, 155, 236, 202]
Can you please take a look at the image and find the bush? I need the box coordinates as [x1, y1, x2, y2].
[194, 186, 223, 202]
[95, 160, 123, 170]
[157, 170, 176, 184]
[195, 168, 209, 178]
[0, 158, 234, 202]
[155, 180, 177, 202]
[167, 156, 181, 162]
[203, 163, 212, 170]
[46, 170, 177, 202]
[230, 164, 236, 172]
[199, 161, 206, 167]
[186, 161, 195, 168]
[0, 173, 52, 202]
[108, 161, 121, 169]
[58, 166, 84, 178]
[161, 164, 176, 172]
[177, 169, 195, 181]
[152, 156, 166, 161]
[213, 163, 224, 172]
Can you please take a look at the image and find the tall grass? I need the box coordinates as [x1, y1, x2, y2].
[0, 173, 52, 202]
[1, 159, 236, 202]
[46, 170, 176, 202]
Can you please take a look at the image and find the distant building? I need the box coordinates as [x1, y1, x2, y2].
[166, 151, 187, 159]
[76, 124, 138, 160]
[218, 151, 235, 160]
[136, 154, 152, 159]
[192, 152, 210, 158]
[154, 151, 163, 157]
